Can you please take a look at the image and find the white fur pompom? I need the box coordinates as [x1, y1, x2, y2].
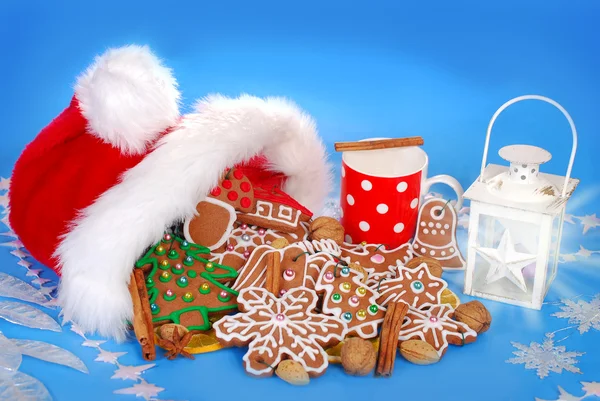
[75, 45, 181, 155]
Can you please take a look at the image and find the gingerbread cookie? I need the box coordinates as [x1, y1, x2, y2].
[340, 242, 413, 288]
[184, 167, 256, 250]
[412, 198, 465, 270]
[376, 263, 448, 308]
[399, 304, 477, 357]
[209, 222, 310, 270]
[232, 240, 339, 295]
[209, 167, 256, 213]
[135, 235, 239, 330]
[183, 198, 236, 250]
[213, 287, 348, 377]
[237, 187, 312, 234]
[315, 262, 386, 339]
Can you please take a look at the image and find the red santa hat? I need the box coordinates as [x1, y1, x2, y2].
[8, 45, 332, 340]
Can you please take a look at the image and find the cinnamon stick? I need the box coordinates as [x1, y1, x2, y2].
[128, 269, 156, 361]
[265, 252, 282, 295]
[334, 137, 424, 152]
[375, 301, 409, 377]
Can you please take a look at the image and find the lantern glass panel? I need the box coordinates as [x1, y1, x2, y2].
[544, 212, 564, 297]
[471, 212, 540, 304]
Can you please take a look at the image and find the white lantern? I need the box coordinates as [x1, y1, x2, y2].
[463, 95, 579, 309]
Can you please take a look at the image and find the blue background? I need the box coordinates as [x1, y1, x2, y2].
[1, 0, 600, 400]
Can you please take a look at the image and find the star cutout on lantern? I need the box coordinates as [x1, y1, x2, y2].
[95, 349, 127, 364]
[475, 230, 537, 293]
[582, 382, 600, 398]
[0, 177, 9, 191]
[575, 214, 600, 235]
[82, 339, 106, 348]
[114, 382, 165, 400]
[111, 364, 156, 381]
[535, 386, 582, 401]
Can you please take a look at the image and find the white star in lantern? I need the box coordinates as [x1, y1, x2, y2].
[475, 230, 537, 292]
[114, 382, 164, 400]
[95, 349, 127, 364]
[111, 364, 156, 380]
[575, 214, 600, 235]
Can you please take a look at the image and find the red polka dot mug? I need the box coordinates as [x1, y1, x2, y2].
[340, 139, 464, 247]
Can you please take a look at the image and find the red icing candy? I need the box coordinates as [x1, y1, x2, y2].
[222, 180, 233, 189]
[210, 187, 221, 196]
[228, 191, 239, 201]
[241, 197, 251, 208]
[240, 182, 251, 193]
[233, 170, 244, 180]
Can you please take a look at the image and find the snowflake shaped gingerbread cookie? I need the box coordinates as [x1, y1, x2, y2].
[376, 263, 447, 308]
[213, 287, 347, 377]
[399, 304, 477, 357]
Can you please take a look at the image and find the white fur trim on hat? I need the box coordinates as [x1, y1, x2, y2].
[56, 94, 331, 340]
[75, 45, 181, 155]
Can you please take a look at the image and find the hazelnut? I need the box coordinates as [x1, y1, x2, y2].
[276, 360, 310, 385]
[271, 238, 290, 249]
[399, 340, 440, 365]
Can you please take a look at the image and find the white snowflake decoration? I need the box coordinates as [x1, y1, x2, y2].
[552, 295, 600, 334]
[507, 333, 584, 379]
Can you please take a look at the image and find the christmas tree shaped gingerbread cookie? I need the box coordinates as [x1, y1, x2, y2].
[315, 261, 386, 339]
[135, 234, 239, 331]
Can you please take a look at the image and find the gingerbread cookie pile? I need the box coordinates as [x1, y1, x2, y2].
[128, 168, 491, 383]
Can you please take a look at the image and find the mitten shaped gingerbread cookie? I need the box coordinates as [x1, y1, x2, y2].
[411, 198, 465, 270]
[184, 167, 256, 250]
[214, 287, 348, 377]
[315, 262, 386, 339]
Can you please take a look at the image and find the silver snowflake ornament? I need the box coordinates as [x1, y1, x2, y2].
[506, 333, 584, 379]
[552, 295, 600, 334]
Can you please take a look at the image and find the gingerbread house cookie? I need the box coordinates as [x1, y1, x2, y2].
[237, 187, 312, 234]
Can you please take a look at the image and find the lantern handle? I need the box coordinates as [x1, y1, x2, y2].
[479, 95, 577, 198]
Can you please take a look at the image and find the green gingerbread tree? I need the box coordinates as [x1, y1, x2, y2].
[135, 233, 239, 331]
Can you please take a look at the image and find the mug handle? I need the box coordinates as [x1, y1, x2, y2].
[421, 174, 464, 211]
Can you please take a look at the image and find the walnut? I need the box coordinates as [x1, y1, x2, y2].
[453, 300, 492, 333]
[406, 256, 443, 278]
[341, 337, 376, 376]
[309, 216, 344, 245]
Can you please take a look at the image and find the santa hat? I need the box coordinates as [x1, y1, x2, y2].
[9, 45, 332, 340]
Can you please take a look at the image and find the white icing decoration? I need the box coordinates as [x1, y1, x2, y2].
[278, 205, 293, 221]
[183, 197, 236, 251]
[213, 287, 348, 376]
[398, 304, 477, 357]
[377, 263, 447, 308]
[244, 200, 302, 228]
